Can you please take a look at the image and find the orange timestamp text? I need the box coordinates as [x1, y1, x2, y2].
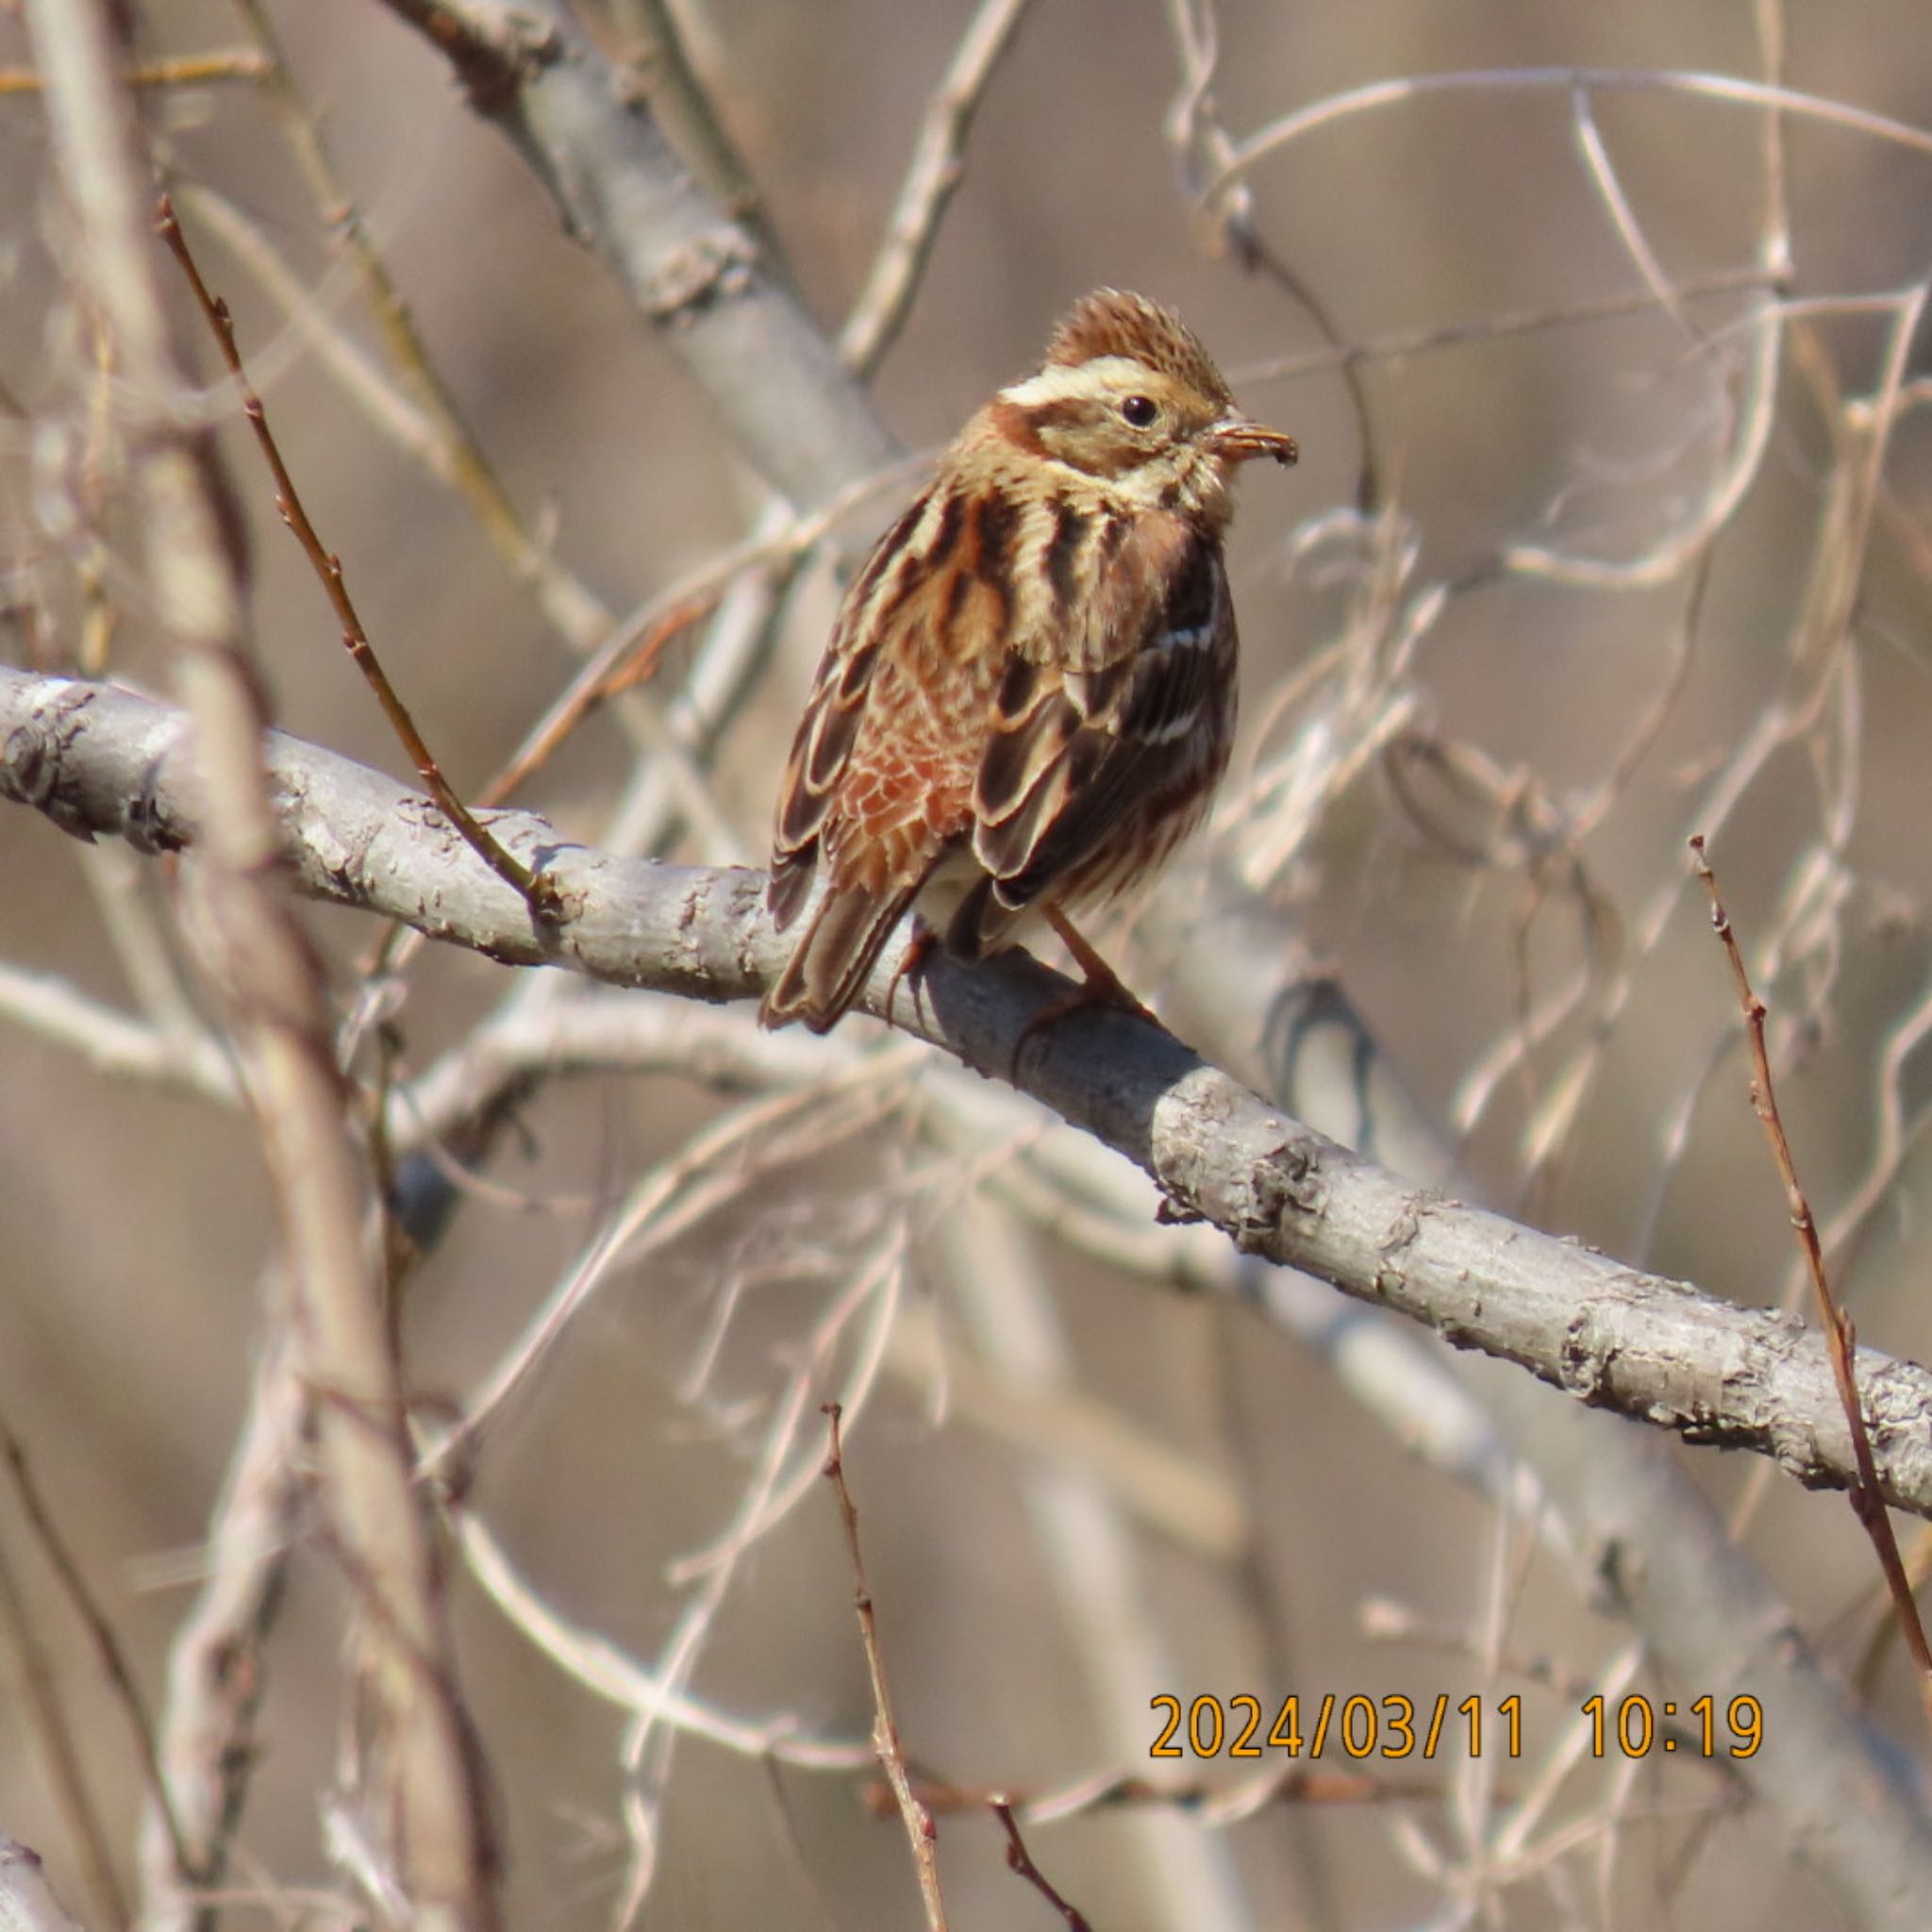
[1150, 1692, 1763, 1760]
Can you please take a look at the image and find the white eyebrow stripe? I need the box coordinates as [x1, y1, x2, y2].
[998, 358, 1146, 408]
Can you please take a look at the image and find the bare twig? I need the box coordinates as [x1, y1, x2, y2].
[475, 447, 924, 813]
[1690, 836, 1932, 1712]
[891, 1766, 1455, 1820]
[838, 0, 1037, 377]
[75, 834, 222, 1076]
[1215, 68, 1932, 198]
[1568, 83, 1696, 339]
[1230, 262, 1776, 391]
[477, 585, 721, 807]
[0, 959, 235, 1099]
[992, 1803, 1091, 1932]
[141, 1319, 309, 1932]
[222, 0, 612, 651]
[1751, 0, 1796, 285]
[350, 454, 923, 989]
[349, 575, 722, 985]
[608, 1230, 908, 1926]
[156, 195, 555, 918]
[449, 1501, 874, 1770]
[0, 49, 272, 92]
[931, 1192, 1251, 1932]
[1, 1423, 193, 1890]
[1813, 975, 1932, 1291]
[423, 1055, 912, 1474]
[1445, 292, 1887, 1192]
[824, 1404, 949, 1932]
[1160, 0, 1381, 508]
[0, 1530, 127, 1930]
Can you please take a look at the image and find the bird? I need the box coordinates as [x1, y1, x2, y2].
[759, 288, 1295, 1036]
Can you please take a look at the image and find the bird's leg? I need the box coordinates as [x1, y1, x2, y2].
[883, 921, 940, 1032]
[1009, 908, 1157, 1075]
[1045, 907, 1157, 1021]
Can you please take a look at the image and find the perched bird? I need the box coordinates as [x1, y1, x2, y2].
[760, 288, 1295, 1035]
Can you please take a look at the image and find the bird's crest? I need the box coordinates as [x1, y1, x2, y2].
[1044, 289, 1232, 408]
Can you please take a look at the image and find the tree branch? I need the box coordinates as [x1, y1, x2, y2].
[8, 662, 1931, 1520]
[23, 0, 501, 1915]
[371, 0, 897, 511]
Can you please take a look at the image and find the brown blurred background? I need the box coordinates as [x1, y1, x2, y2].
[5, 3, 1932, 1927]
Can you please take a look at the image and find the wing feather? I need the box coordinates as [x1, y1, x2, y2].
[957, 513, 1228, 954]
[758, 876, 923, 1033]
[761, 479, 987, 1029]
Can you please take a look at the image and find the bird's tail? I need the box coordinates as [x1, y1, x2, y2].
[758, 883, 919, 1033]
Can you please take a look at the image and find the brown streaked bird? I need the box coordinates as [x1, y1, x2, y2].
[760, 288, 1295, 1035]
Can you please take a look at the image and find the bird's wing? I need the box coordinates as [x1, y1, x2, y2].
[767, 494, 933, 935]
[762, 480, 1010, 1030]
[958, 509, 1228, 953]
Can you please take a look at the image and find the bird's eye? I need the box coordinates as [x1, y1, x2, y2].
[1120, 394, 1158, 428]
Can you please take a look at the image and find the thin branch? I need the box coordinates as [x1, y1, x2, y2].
[0, 49, 272, 92]
[141, 1318, 308, 1932]
[1691, 836, 1932, 1711]
[0, 1529, 127, 1931]
[838, 0, 1038, 377]
[421, 1057, 911, 1477]
[903, 1765, 1457, 1821]
[0, 959, 235, 1099]
[222, 0, 613, 652]
[1230, 265, 1774, 391]
[1214, 68, 1932, 200]
[1160, 0, 1382, 508]
[76, 836, 221, 1079]
[157, 195, 556, 917]
[449, 1501, 873, 1770]
[1569, 82, 1694, 338]
[1752, 0, 1796, 285]
[824, 1405, 950, 1932]
[930, 1192, 1252, 1932]
[993, 1804, 1091, 1932]
[473, 448, 924, 810]
[617, 1230, 908, 1930]
[352, 449, 925, 989]
[1502, 293, 1781, 587]
[1, 1424, 193, 1889]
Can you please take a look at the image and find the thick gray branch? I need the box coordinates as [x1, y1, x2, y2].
[373, 0, 897, 510]
[7, 663, 1932, 1519]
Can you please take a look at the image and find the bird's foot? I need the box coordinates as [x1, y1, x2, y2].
[882, 924, 940, 1032]
[1008, 909, 1156, 1078]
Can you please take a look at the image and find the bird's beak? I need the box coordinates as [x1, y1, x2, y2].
[1209, 416, 1298, 467]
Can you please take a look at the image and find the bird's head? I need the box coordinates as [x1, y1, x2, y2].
[987, 289, 1296, 524]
